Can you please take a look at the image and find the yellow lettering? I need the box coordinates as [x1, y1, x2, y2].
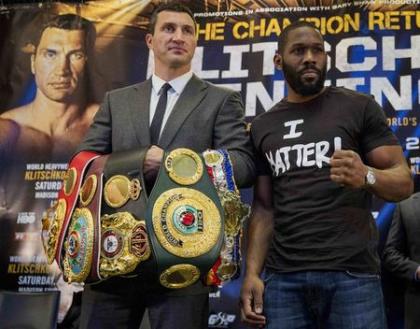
[400, 11, 415, 29]
[265, 18, 281, 37]
[386, 11, 400, 30]
[369, 12, 385, 30]
[249, 19, 266, 38]
[211, 22, 225, 41]
[232, 21, 249, 40]
[302, 14, 359, 35]
[345, 13, 360, 32]
[196, 23, 211, 41]
[196, 22, 225, 41]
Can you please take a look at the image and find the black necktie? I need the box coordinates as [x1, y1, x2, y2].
[150, 83, 171, 145]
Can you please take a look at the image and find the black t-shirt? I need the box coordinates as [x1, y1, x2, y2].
[251, 86, 399, 274]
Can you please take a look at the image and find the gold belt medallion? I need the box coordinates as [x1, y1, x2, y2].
[165, 148, 203, 185]
[222, 190, 250, 236]
[100, 212, 150, 278]
[104, 175, 141, 208]
[41, 198, 67, 264]
[152, 188, 222, 258]
[203, 150, 224, 167]
[63, 208, 94, 283]
[79, 174, 98, 207]
[63, 167, 77, 196]
[217, 261, 238, 281]
[160, 264, 200, 289]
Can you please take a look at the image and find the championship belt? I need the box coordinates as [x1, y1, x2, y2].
[41, 151, 100, 268]
[43, 149, 151, 284]
[99, 149, 151, 279]
[146, 148, 224, 289]
[62, 154, 109, 283]
[62, 149, 151, 283]
[203, 149, 250, 286]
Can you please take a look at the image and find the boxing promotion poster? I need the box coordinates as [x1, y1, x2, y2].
[190, 3, 420, 328]
[0, 1, 419, 328]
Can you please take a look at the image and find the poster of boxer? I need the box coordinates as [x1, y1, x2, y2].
[0, 1, 418, 328]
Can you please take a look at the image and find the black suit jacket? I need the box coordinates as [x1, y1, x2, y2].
[383, 192, 420, 282]
[77, 74, 255, 296]
[383, 192, 420, 329]
[79, 74, 255, 187]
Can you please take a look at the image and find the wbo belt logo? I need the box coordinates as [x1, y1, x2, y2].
[208, 312, 236, 328]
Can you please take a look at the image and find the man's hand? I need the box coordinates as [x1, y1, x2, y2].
[240, 274, 266, 327]
[144, 145, 164, 181]
[330, 150, 367, 188]
[415, 266, 420, 281]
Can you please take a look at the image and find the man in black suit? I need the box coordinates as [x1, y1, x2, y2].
[383, 192, 420, 329]
[77, 2, 254, 329]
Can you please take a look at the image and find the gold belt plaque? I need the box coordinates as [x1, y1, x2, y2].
[152, 188, 221, 258]
[63, 167, 77, 196]
[203, 150, 224, 167]
[100, 212, 150, 278]
[63, 208, 95, 283]
[79, 174, 98, 207]
[165, 148, 203, 185]
[104, 175, 141, 208]
[41, 198, 67, 264]
[217, 261, 237, 281]
[222, 190, 249, 236]
[160, 264, 200, 289]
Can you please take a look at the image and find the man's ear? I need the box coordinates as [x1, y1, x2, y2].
[145, 33, 153, 50]
[30, 54, 35, 75]
[273, 51, 282, 70]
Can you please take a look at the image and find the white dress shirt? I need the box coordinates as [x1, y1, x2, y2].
[149, 71, 193, 138]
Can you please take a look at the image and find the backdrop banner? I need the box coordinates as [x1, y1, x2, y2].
[0, 1, 418, 328]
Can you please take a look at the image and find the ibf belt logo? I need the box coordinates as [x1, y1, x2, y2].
[208, 312, 236, 328]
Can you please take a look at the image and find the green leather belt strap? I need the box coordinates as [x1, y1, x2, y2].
[146, 148, 224, 289]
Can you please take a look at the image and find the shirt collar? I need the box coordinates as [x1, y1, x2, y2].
[152, 71, 193, 95]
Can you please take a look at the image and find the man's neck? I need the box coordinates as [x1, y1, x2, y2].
[154, 64, 191, 82]
[286, 86, 326, 103]
[32, 92, 85, 118]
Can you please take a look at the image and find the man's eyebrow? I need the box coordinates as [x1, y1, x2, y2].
[161, 22, 194, 29]
[40, 47, 86, 53]
[289, 42, 324, 48]
[39, 47, 58, 53]
[69, 47, 86, 52]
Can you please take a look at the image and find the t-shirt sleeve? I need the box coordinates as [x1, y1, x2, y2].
[361, 97, 399, 154]
[250, 121, 272, 177]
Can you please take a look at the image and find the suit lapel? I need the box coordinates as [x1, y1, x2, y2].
[159, 75, 208, 148]
[130, 80, 152, 145]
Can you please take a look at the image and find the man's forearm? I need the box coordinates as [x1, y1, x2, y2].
[366, 164, 413, 202]
[245, 206, 274, 276]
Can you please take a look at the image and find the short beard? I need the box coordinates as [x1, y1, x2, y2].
[283, 61, 326, 96]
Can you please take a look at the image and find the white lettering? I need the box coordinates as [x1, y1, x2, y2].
[284, 120, 304, 139]
[265, 137, 343, 176]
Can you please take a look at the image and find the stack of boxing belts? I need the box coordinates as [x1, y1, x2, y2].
[41, 148, 249, 289]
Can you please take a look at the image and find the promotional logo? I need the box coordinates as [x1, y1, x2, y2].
[208, 312, 236, 328]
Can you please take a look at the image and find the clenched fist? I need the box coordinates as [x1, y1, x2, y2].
[330, 150, 368, 188]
